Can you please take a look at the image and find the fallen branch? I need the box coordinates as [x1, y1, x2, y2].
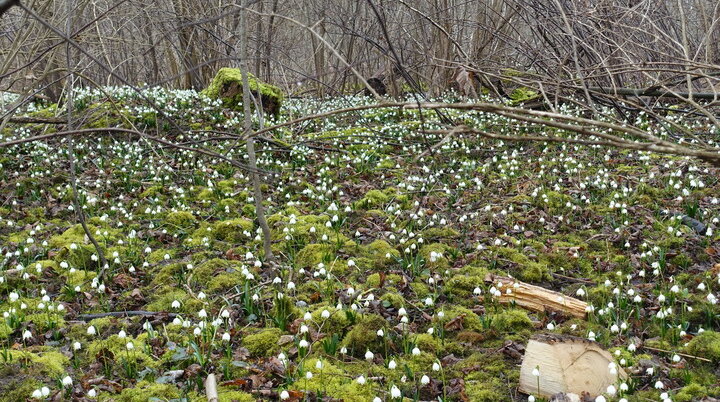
[589, 86, 720, 100]
[484, 274, 588, 318]
[77, 310, 177, 321]
[7, 116, 66, 124]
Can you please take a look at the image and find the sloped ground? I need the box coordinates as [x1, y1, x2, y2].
[0, 88, 719, 401]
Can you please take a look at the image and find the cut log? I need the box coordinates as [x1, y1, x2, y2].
[484, 274, 587, 318]
[519, 333, 626, 399]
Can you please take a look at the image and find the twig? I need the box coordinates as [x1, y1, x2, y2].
[641, 345, 711, 363]
[551, 272, 596, 285]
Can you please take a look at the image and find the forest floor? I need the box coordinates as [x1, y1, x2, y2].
[0, 88, 719, 401]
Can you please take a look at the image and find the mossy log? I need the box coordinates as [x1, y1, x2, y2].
[519, 333, 626, 399]
[484, 274, 587, 318]
[201, 67, 284, 115]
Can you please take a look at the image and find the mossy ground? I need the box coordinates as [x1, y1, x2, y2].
[0, 88, 718, 400]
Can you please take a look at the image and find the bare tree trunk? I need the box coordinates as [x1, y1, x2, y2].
[238, 0, 275, 264]
[64, 0, 108, 279]
[263, 0, 279, 82]
[172, 0, 202, 89]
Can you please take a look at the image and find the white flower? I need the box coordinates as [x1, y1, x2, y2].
[654, 380, 664, 389]
[41, 387, 50, 397]
[607, 385, 616, 395]
[222, 332, 231, 341]
[377, 329, 384, 337]
[73, 342, 82, 351]
[420, 375, 430, 385]
[126, 342, 134, 350]
[390, 385, 401, 398]
[22, 330, 32, 340]
[315, 360, 323, 369]
[118, 330, 126, 339]
[388, 360, 397, 369]
[305, 371, 313, 379]
[321, 309, 330, 319]
[299, 339, 309, 348]
[87, 389, 97, 397]
[398, 307, 407, 316]
[608, 362, 618, 375]
[8, 292, 19, 302]
[62, 375, 73, 387]
[595, 396, 606, 402]
[432, 362, 440, 371]
[412, 347, 421, 355]
[304, 311, 312, 320]
[31, 389, 42, 399]
[365, 349, 374, 361]
[279, 390, 289, 400]
[87, 326, 96, 336]
[672, 354, 680, 363]
[198, 309, 207, 318]
[546, 323, 555, 330]
[356, 375, 366, 385]
[532, 367, 540, 377]
[171, 300, 181, 309]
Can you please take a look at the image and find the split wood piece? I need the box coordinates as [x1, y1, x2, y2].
[519, 333, 626, 399]
[484, 274, 587, 318]
[205, 373, 218, 402]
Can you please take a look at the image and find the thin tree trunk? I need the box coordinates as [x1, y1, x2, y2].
[238, 0, 275, 264]
[65, 0, 108, 279]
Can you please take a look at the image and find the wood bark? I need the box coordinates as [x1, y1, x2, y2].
[484, 274, 587, 318]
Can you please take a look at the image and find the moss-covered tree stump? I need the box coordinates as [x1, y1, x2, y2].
[202, 67, 284, 115]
